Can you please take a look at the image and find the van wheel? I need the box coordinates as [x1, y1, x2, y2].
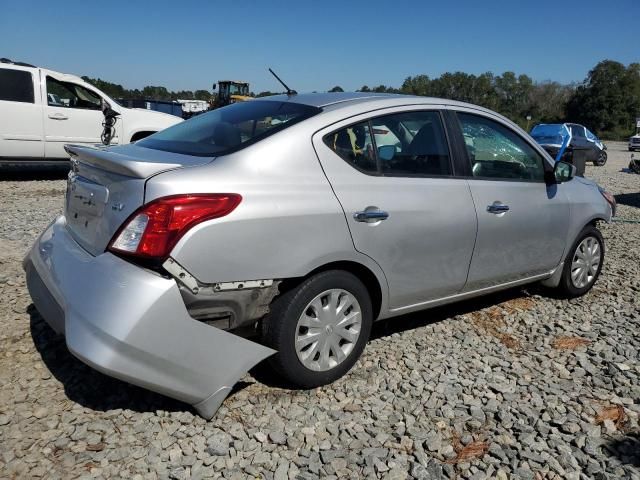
[556, 225, 604, 298]
[262, 270, 372, 388]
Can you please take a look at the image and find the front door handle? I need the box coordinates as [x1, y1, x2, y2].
[487, 202, 510, 214]
[354, 209, 389, 223]
[48, 113, 69, 120]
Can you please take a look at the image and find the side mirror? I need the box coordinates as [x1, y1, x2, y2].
[378, 144, 395, 162]
[554, 160, 575, 183]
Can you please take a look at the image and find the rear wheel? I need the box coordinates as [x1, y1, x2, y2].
[262, 270, 372, 388]
[556, 225, 604, 298]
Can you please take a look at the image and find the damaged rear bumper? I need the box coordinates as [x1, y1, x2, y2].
[23, 216, 275, 418]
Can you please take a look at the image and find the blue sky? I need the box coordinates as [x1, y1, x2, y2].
[1, 0, 637, 93]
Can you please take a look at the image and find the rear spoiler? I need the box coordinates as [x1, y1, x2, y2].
[65, 144, 185, 178]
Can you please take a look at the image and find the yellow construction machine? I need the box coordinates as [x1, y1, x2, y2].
[212, 80, 251, 108]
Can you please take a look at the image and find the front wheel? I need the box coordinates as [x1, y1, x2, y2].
[594, 151, 607, 166]
[262, 270, 373, 388]
[556, 225, 604, 298]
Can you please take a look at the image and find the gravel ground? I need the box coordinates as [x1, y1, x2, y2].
[0, 143, 638, 480]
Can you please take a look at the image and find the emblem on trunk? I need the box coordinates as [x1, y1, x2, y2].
[111, 202, 124, 211]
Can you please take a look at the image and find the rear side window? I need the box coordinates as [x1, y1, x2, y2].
[0, 68, 34, 103]
[324, 110, 452, 177]
[138, 100, 321, 157]
[458, 113, 545, 182]
[323, 121, 378, 173]
[372, 111, 451, 176]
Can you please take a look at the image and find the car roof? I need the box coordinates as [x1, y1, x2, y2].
[257, 91, 492, 111]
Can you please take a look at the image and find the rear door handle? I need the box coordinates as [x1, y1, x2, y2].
[487, 202, 510, 214]
[48, 113, 68, 120]
[354, 209, 389, 223]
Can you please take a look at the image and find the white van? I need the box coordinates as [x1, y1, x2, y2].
[0, 59, 182, 165]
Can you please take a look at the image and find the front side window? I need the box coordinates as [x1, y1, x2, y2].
[458, 113, 545, 182]
[46, 76, 102, 110]
[0, 68, 34, 103]
[138, 100, 320, 157]
[324, 110, 452, 177]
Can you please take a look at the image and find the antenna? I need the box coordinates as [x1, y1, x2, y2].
[269, 68, 297, 95]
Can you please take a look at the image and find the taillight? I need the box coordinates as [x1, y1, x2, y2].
[108, 194, 242, 260]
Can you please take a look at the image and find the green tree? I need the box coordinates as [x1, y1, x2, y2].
[400, 75, 431, 96]
[527, 81, 575, 124]
[567, 60, 640, 138]
[194, 89, 211, 101]
[81, 77, 127, 99]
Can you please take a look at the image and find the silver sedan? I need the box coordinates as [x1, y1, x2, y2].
[24, 93, 616, 418]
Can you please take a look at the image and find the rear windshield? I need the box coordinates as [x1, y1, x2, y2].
[138, 100, 321, 157]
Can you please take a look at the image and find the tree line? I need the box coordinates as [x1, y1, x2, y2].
[83, 60, 639, 139]
[81, 76, 212, 102]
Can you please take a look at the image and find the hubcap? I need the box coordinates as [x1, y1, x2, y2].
[295, 289, 362, 372]
[570, 236, 601, 289]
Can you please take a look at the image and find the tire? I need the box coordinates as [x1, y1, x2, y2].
[594, 151, 607, 166]
[556, 225, 604, 298]
[262, 270, 373, 388]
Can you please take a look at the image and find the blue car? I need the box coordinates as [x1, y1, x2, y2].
[531, 123, 607, 168]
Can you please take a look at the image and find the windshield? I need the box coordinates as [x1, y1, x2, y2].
[138, 100, 321, 157]
[230, 83, 248, 95]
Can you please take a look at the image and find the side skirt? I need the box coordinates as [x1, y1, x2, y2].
[384, 267, 559, 319]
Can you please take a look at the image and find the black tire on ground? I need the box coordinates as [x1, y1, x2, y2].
[594, 151, 607, 166]
[556, 225, 605, 298]
[262, 270, 373, 388]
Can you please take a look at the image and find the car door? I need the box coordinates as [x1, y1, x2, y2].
[454, 110, 570, 291]
[313, 108, 477, 310]
[43, 75, 105, 158]
[0, 66, 44, 160]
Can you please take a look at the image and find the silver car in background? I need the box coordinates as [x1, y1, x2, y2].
[24, 93, 616, 418]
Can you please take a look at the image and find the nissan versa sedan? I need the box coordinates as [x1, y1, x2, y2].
[24, 93, 616, 418]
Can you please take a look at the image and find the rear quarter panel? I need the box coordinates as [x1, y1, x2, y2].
[145, 122, 388, 298]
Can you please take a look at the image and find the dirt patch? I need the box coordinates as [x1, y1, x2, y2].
[469, 297, 536, 350]
[552, 336, 591, 350]
[595, 405, 627, 429]
[446, 431, 489, 464]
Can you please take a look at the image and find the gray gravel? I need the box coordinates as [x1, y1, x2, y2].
[1, 143, 638, 479]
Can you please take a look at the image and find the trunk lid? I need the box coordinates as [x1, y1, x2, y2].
[64, 144, 212, 256]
